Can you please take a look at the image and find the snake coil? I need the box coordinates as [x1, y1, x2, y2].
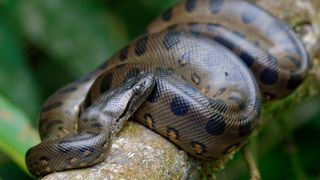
[26, 0, 309, 177]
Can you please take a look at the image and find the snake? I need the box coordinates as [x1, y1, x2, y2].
[25, 0, 309, 178]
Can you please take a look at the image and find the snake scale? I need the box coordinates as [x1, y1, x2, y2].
[25, 0, 309, 177]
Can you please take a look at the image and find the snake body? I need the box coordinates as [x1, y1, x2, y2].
[26, 0, 309, 177]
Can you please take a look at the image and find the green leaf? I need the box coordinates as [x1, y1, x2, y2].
[0, 95, 40, 173]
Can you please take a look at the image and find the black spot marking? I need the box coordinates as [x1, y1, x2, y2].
[91, 123, 102, 128]
[209, 0, 224, 14]
[205, 113, 226, 135]
[239, 51, 255, 67]
[238, 116, 252, 136]
[135, 36, 148, 56]
[40, 156, 49, 161]
[167, 127, 180, 141]
[41, 101, 63, 112]
[223, 143, 240, 155]
[82, 118, 89, 122]
[58, 86, 77, 94]
[186, 0, 197, 12]
[191, 141, 206, 155]
[162, 8, 172, 21]
[214, 36, 234, 50]
[163, 31, 181, 50]
[286, 74, 302, 90]
[260, 68, 279, 85]
[188, 22, 201, 36]
[170, 95, 190, 116]
[83, 93, 92, 108]
[239, 122, 252, 136]
[241, 5, 259, 24]
[147, 82, 161, 102]
[126, 68, 141, 80]
[100, 72, 113, 93]
[119, 46, 129, 61]
[45, 119, 63, 130]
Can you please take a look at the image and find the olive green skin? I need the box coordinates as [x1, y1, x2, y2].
[25, 0, 309, 178]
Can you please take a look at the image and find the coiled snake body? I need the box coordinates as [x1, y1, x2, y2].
[26, 0, 309, 177]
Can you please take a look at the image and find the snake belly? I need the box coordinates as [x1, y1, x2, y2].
[25, 0, 310, 178]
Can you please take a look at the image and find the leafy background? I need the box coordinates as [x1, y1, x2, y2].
[0, 0, 319, 179]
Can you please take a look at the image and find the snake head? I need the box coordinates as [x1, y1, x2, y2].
[79, 71, 155, 133]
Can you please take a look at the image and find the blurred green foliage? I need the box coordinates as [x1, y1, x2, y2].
[0, 0, 319, 179]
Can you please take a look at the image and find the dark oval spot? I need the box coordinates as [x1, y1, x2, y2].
[147, 82, 161, 102]
[41, 101, 63, 112]
[39, 156, 49, 161]
[260, 68, 279, 85]
[241, 4, 260, 24]
[45, 119, 63, 130]
[205, 113, 226, 135]
[238, 117, 252, 136]
[126, 68, 141, 80]
[91, 123, 102, 128]
[161, 8, 172, 21]
[170, 95, 190, 116]
[209, 0, 224, 14]
[214, 36, 234, 50]
[83, 93, 92, 108]
[100, 72, 113, 93]
[135, 36, 148, 56]
[186, 0, 197, 12]
[239, 51, 255, 67]
[163, 31, 181, 50]
[286, 74, 302, 90]
[58, 86, 77, 94]
[119, 46, 129, 61]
